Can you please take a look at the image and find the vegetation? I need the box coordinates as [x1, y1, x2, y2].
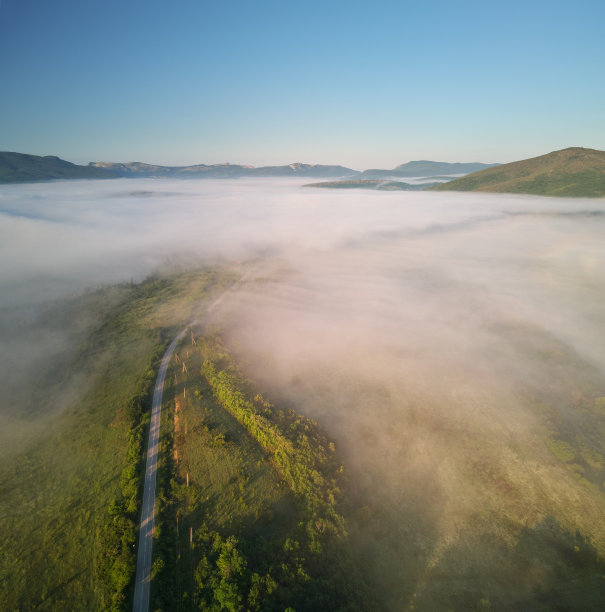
[359, 160, 498, 179]
[150, 333, 374, 611]
[305, 179, 424, 190]
[431, 147, 605, 197]
[0, 267, 227, 610]
[2, 264, 605, 611]
[93, 351, 162, 610]
[0, 151, 116, 182]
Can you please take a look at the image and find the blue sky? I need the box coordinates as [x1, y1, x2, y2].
[1, 0, 604, 168]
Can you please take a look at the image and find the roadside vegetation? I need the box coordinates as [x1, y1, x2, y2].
[150, 333, 374, 611]
[0, 267, 228, 610]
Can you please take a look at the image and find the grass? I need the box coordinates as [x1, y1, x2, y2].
[150, 333, 375, 611]
[0, 267, 228, 611]
[2, 264, 605, 610]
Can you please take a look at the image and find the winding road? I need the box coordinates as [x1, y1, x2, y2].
[132, 326, 189, 612]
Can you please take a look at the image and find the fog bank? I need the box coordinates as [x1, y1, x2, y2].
[2, 178, 605, 605]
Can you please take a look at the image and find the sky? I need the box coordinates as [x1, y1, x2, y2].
[1, 0, 604, 168]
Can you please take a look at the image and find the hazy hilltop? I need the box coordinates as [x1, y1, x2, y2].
[0, 152, 115, 183]
[247, 162, 358, 177]
[432, 147, 605, 197]
[359, 160, 498, 179]
[305, 179, 441, 190]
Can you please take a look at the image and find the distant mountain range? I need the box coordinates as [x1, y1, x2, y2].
[432, 147, 605, 197]
[90, 159, 498, 179]
[0, 152, 116, 183]
[5, 149, 602, 197]
[89, 160, 358, 179]
[0, 152, 497, 184]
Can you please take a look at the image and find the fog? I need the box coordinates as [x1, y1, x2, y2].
[2, 178, 605, 605]
[3, 178, 604, 368]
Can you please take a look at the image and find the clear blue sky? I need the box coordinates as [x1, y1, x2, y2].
[1, 0, 604, 168]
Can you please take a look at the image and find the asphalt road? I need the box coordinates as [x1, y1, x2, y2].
[132, 327, 189, 612]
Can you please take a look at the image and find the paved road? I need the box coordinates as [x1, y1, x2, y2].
[133, 326, 189, 612]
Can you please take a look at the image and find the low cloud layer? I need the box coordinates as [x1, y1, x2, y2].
[2, 178, 605, 604]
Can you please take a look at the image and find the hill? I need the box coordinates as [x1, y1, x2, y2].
[360, 160, 498, 179]
[0, 152, 116, 183]
[305, 179, 439, 191]
[431, 147, 605, 197]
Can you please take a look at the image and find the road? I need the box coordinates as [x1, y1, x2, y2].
[131, 270, 252, 611]
[132, 326, 189, 612]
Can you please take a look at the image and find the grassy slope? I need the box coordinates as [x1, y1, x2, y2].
[432, 147, 605, 197]
[150, 335, 374, 611]
[152, 343, 300, 610]
[0, 268, 226, 610]
[325, 331, 605, 610]
[225, 278, 605, 610]
[0, 152, 116, 183]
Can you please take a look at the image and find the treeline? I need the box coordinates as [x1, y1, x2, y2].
[93, 334, 166, 611]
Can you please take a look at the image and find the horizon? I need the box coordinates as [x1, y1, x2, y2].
[4, 150, 505, 171]
[5, 144, 601, 173]
[1, 1, 603, 168]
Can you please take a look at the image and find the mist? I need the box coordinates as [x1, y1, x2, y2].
[2, 177, 605, 606]
[3, 178, 604, 369]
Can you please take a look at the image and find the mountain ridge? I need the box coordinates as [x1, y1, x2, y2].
[0, 152, 116, 183]
[0, 152, 499, 183]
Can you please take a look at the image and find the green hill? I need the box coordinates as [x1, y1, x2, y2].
[305, 179, 429, 190]
[431, 147, 605, 197]
[360, 160, 498, 179]
[0, 152, 116, 183]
